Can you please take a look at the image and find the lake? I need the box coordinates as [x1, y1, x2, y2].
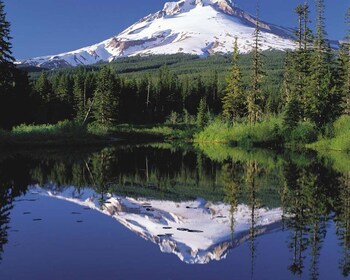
[0, 144, 349, 280]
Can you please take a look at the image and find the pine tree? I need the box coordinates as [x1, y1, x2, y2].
[73, 73, 86, 122]
[247, 2, 265, 124]
[0, 0, 15, 128]
[304, 0, 343, 127]
[0, 0, 14, 88]
[283, 3, 311, 128]
[222, 37, 246, 124]
[284, 97, 302, 129]
[56, 74, 72, 103]
[34, 72, 52, 102]
[196, 97, 207, 128]
[92, 67, 119, 127]
[340, 7, 350, 115]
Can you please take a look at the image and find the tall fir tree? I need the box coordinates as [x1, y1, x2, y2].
[34, 72, 52, 102]
[222, 37, 246, 123]
[93, 67, 119, 127]
[0, 0, 14, 88]
[283, 3, 311, 128]
[0, 0, 15, 128]
[304, 0, 343, 127]
[340, 7, 350, 115]
[247, 2, 265, 124]
[196, 97, 207, 128]
[73, 72, 86, 122]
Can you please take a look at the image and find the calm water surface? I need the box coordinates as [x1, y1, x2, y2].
[0, 144, 349, 280]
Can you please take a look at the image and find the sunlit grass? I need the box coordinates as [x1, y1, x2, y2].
[194, 116, 284, 146]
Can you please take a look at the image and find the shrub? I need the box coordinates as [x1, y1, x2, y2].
[307, 115, 350, 151]
[287, 121, 318, 144]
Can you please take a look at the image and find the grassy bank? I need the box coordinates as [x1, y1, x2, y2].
[0, 120, 197, 147]
[0, 120, 113, 147]
[194, 115, 349, 151]
[111, 123, 197, 142]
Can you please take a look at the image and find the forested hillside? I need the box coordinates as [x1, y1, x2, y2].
[15, 51, 285, 126]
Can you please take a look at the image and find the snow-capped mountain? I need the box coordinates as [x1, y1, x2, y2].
[18, 0, 296, 69]
[31, 185, 283, 264]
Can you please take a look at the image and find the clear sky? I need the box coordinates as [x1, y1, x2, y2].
[3, 0, 349, 60]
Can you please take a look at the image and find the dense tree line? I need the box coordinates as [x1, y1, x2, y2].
[23, 65, 220, 126]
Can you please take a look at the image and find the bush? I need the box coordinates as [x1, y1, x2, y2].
[307, 115, 350, 151]
[287, 121, 318, 144]
[194, 118, 232, 143]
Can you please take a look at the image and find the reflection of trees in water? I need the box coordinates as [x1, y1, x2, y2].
[282, 157, 342, 280]
[25, 147, 224, 202]
[281, 163, 309, 275]
[0, 155, 32, 262]
[335, 171, 350, 277]
[89, 148, 116, 204]
[222, 161, 242, 238]
[245, 160, 261, 278]
[0, 186, 13, 262]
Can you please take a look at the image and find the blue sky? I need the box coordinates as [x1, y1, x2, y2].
[3, 0, 349, 60]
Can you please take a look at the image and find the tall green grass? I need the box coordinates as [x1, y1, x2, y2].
[12, 120, 89, 137]
[0, 120, 111, 146]
[195, 116, 284, 146]
[194, 115, 320, 147]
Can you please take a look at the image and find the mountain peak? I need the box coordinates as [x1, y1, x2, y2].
[162, 0, 235, 16]
[18, 0, 295, 69]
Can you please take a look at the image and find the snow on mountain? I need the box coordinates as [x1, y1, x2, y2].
[30, 185, 283, 264]
[18, 0, 296, 69]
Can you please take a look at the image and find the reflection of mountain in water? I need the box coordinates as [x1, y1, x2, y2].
[31, 185, 282, 264]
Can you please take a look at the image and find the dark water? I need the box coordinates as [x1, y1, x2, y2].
[0, 144, 349, 280]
